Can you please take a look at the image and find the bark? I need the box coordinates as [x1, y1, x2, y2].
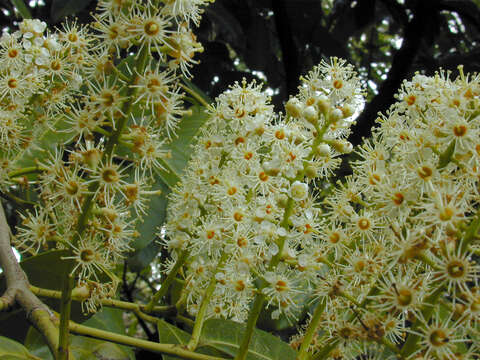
[0, 202, 59, 358]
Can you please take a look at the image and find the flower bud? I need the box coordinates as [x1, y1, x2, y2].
[329, 108, 343, 123]
[316, 95, 330, 115]
[285, 97, 303, 118]
[302, 105, 318, 124]
[340, 104, 354, 118]
[72, 284, 90, 300]
[99, 207, 119, 222]
[276, 193, 289, 208]
[305, 165, 318, 179]
[263, 160, 281, 176]
[289, 181, 308, 201]
[81, 148, 102, 170]
[331, 140, 353, 154]
[315, 143, 331, 156]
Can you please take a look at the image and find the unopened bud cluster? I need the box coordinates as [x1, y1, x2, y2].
[164, 57, 363, 321]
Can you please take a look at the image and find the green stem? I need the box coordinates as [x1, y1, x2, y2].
[58, 274, 74, 360]
[176, 314, 195, 328]
[68, 320, 227, 360]
[179, 82, 212, 109]
[234, 293, 266, 360]
[175, 282, 189, 312]
[269, 197, 295, 268]
[134, 308, 159, 324]
[56, 45, 150, 360]
[10, 0, 31, 19]
[235, 112, 336, 360]
[104, 45, 148, 158]
[94, 126, 112, 137]
[188, 252, 228, 351]
[145, 249, 189, 313]
[112, 65, 130, 82]
[416, 252, 441, 270]
[340, 288, 403, 357]
[297, 300, 326, 360]
[118, 139, 133, 149]
[8, 166, 46, 178]
[339, 291, 361, 307]
[30, 285, 174, 314]
[0, 191, 37, 206]
[235, 196, 296, 360]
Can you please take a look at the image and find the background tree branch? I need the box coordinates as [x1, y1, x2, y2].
[349, 0, 438, 145]
[0, 202, 59, 358]
[273, 0, 301, 98]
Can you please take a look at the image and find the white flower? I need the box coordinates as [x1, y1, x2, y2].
[315, 143, 331, 156]
[289, 181, 308, 201]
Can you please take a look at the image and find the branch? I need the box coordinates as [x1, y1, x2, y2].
[273, 0, 302, 100]
[122, 261, 154, 340]
[0, 202, 59, 358]
[30, 285, 174, 314]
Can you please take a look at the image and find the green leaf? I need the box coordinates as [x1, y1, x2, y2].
[257, 306, 294, 332]
[12, 119, 73, 173]
[165, 105, 210, 173]
[157, 105, 210, 187]
[24, 328, 52, 360]
[182, 78, 213, 105]
[82, 307, 129, 336]
[130, 175, 169, 252]
[25, 308, 134, 360]
[157, 318, 297, 360]
[50, 0, 93, 23]
[130, 106, 209, 253]
[17, 250, 73, 290]
[157, 320, 224, 360]
[201, 319, 297, 360]
[10, 0, 32, 19]
[157, 319, 191, 346]
[169, 276, 184, 307]
[157, 320, 190, 360]
[437, 139, 456, 169]
[0, 336, 38, 360]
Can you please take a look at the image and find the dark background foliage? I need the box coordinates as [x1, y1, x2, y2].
[2, 0, 480, 145]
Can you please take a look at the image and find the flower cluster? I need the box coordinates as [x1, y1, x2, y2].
[291, 68, 480, 358]
[164, 59, 480, 358]
[1, 0, 210, 312]
[164, 57, 363, 321]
